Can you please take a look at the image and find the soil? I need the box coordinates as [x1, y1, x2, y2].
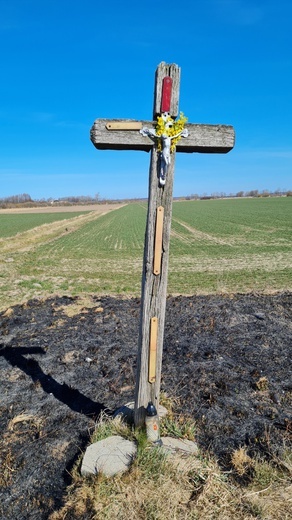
[0, 292, 291, 519]
[0, 203, 125, 214]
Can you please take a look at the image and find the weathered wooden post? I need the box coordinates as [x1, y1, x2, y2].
[90, 62, 235, 427]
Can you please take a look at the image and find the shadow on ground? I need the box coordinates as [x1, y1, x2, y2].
[0, 293, 291, 519]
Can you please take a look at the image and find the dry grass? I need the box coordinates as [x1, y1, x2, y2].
[7, 413, 42, 431]
[48, 405, 292, 520]
[255, 376, 269, 391]
[0, 413, 44, 489]
[0, 447, 15, 487]
[49, 448, 292, 519]
[231, 447, 254, 476]
[55, 295, 104, 317]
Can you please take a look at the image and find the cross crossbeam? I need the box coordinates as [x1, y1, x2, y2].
[90, 119, 234, 153]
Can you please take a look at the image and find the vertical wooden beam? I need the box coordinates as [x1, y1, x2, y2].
[134, 63, 180, 427]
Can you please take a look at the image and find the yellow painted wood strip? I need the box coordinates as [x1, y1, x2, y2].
[149, 317, 158, 383]
[153, 206, 164, 275]
[105, 121, 143, 130]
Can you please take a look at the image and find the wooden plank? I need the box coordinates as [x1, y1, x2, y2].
[148, 317, 158, 383]
[106, 121, 142, 130]
[153, 206, 164, 275]
[91, 119, 235, 153]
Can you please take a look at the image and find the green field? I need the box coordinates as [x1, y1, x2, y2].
[170, 197, 291, 293]
[0, 212, 88, 238]
[0, 198, 291, 310]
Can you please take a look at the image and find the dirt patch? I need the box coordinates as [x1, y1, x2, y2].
[0, 203, 125, 214]
[0, 292, 291, 519]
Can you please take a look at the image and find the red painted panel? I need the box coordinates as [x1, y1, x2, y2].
[161, 76, 172, 113]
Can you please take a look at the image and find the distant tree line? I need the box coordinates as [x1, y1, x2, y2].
[0, 193, 100, 208]
[0, 189, 291, 209]
[51, 194, 100, 204]
[185, 189, 292, 200]
[0, 193, 32, 204]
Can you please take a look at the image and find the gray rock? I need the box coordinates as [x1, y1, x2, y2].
[160, 437, 199, 456]
[81, 435, 137, 477]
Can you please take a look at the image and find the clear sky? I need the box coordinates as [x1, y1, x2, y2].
[1, 0, 291, 200]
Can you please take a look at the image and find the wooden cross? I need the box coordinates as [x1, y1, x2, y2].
[90, 62, 235, 427]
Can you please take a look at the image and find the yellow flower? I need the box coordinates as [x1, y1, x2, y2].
[155, 112, 188, 152]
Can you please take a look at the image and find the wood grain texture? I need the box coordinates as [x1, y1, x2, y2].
[90, 119, 235, 153]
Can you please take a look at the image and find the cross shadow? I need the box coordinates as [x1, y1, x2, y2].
[1, 346, 107, 419]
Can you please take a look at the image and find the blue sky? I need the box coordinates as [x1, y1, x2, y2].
[1, 0, 291, 200]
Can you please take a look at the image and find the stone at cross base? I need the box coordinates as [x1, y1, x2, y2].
[90, 62, 235, 428]
[81, 433, 199, 478]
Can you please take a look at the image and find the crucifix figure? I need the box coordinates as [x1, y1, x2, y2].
[141, 114, 189, 186]
[90, 62, 235, 427]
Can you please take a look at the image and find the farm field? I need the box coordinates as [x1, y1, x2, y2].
[0, 212, 89, 238]
[0, 197, 291, 311]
